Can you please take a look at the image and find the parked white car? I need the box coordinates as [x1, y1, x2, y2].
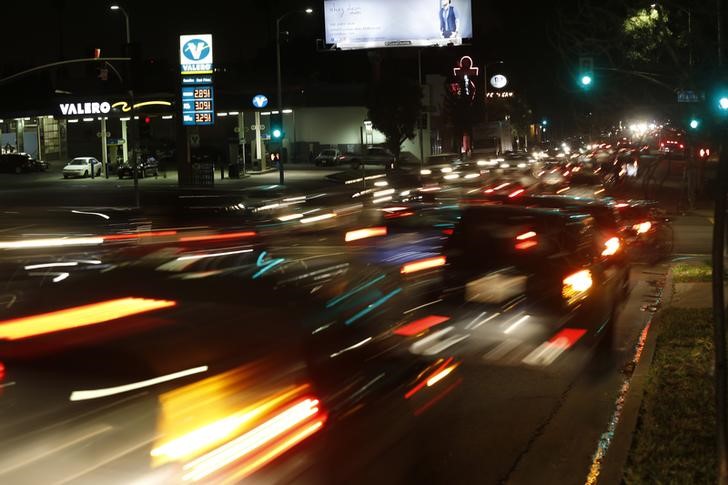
[62, 157, 101, 178]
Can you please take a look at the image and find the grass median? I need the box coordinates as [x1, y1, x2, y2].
[672, 262, 712, 283]
[623, 308, 716, 484]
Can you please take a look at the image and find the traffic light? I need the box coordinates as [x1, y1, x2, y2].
[541, 119, 548, 126]
[698, 147, 711, 160]
[689, 118, 700, 130]
[269, 152, 281, 164]
[578, 57, 594, 90]
[139, 116, 152, 139]
[270, 113, 284, 140]
[720, 97, 728, 111]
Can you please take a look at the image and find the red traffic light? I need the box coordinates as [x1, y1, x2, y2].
[144, 117, 151, 124]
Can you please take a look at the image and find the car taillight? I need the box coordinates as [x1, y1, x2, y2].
[345, 227, 387, 242]
[0, 362, 5, 381]
[401, 256, 446, 274]
[601, 237, 621, 256]
[632, 221, 652, 234]
[515, 231, 537, 250]
[562, 269, 593, 304]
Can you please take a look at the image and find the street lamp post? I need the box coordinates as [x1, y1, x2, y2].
[110, 4, 139, 208]
[275, 7, 312, 185]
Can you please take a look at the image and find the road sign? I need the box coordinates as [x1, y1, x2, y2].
[677, 90, 703, 103]
[252, 95, 269, 109]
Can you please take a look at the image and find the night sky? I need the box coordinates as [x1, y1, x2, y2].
[2, 0, 571, 125]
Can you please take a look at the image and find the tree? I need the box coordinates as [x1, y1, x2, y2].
[366, 75, 423, 163]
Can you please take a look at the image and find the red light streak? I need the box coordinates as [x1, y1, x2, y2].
[394, 315, 450, 336]
[515, 240, 538, 250]
[508, 189, 525, 198]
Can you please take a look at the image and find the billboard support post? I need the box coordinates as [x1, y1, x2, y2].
[418, 48, 424, 169]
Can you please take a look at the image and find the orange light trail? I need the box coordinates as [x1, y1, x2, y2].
[0, 297, 176, 341]
[401, 256, 446, 275]
[179, 231, 257, 243]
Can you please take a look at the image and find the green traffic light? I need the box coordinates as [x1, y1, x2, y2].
[272, 129, 282, 139]
[720, 97, 728, 110]
[689, 119, 700, 129]
[580, 75, 593, 87]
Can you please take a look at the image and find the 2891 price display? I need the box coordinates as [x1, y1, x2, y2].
[193, 88, 212, 99]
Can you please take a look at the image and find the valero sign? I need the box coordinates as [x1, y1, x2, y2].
[179, 34, 214, 75]
[59, 102, 111, 116]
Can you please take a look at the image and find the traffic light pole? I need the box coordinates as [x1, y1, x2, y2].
[713, 134, 728, 485]
[276, 16, 285, 185]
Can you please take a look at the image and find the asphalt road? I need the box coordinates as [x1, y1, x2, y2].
[285, 262, 668, 485]
[0, 165, 703, 484]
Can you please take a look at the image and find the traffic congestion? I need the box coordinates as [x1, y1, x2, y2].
[0, 146, 673, 483]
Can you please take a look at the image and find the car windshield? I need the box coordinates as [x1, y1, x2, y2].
[0, 2, 695, 483]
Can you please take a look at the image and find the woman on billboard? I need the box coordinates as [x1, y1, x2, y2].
[440, 0, 460, 39]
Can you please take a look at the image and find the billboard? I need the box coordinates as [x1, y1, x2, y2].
[324, 0, 473, 50]
[179, 34, 213, 75]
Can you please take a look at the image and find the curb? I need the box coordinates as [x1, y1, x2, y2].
[596, 266, 674, 484]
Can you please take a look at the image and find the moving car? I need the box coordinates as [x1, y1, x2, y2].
[616, 200, 673, 263]
[480, 194, 631, 298]
[314, 148, 341, 167]
[0, 243, 432, 484]
[395, 205, 625, 363]
[62, 157, 101, 178]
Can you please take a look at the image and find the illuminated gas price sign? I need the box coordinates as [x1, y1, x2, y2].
[181, 85, 215, 126]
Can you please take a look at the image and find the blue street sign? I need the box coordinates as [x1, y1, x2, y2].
[252, 95, 269, 109]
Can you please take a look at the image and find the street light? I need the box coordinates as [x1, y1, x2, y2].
[110, 3, 139, 207]
[276, 7, 313, 184]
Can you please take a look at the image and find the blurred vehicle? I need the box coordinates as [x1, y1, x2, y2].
[0, 153, 37, 174]
[397, 205, 625, 363]
[118, 158, 159, 179]
[616, 201, 673, 263]
[339, 147, 395, 169]
[639, 126, 687, 159]
[62, 157, 101, 178]
[314, 148, 341, 167]
[0, 245, 434, 484]
[479, 194, 631, 296]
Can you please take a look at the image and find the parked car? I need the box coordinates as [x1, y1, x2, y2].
[314, 148, 341, 167]
[62, 157, 101, 178]
[117, 158, 159, 179]
[0, 154, 36, 173]
[338, 147, 395, 169]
